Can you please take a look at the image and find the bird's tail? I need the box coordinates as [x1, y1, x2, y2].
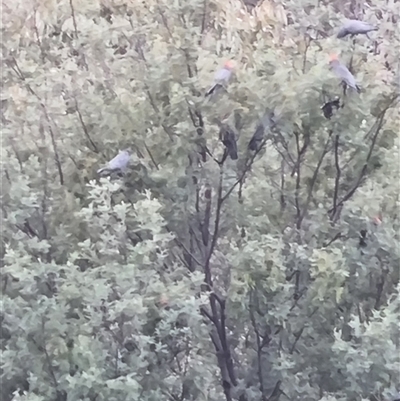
[229, 146, 238, 160]
[205, 83, 221, 97]
[248, 126, 264, 151]
[248, 138, 258, 151]
[97, 167, 116, 175]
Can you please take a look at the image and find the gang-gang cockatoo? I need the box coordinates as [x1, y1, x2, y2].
[337, 19, 378, 39]
[97, 149, 131, 175]
[329, 54, 361, 93]
[205, 60, 234, 96]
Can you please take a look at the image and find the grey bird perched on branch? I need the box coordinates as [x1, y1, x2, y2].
[337, 19, 378, 39]
[219, 124, 238, 160]
[205, 60, 234, 96]
[97, 149, 131, 175]
[248, 110, 277, 151]
[329, 54, 361, 93]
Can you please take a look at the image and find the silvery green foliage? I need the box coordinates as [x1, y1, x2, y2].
[1, 0, 399, 400]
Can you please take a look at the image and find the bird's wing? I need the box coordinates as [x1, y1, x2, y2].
[337, 65, 358, 88]
[108, 151, 130, 169]
[349, 20, 376, 33]
[214, 68, 231, 84]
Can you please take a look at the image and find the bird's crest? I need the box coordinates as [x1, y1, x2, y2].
[329, 53, 339, 62]
[224, 60, 235, 70]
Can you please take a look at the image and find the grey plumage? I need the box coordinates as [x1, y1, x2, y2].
[248, 111, 276, 151]
[329, 59, 361, 93]
[392, 391, 400, 401]
[219, 125, 238, 160]
[337, 19, 377, 38]
[205, 64, 233, 96]
[97, 149, 131, 174]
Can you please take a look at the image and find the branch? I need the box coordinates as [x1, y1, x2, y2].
[16, 220, 38, 239]
[33, 9, 45, 61]
[268, 380, 282, 401]
[169, 249, 192, 270]
[217, 298, 238, 389]
[322, 232, 344, 248]
[157, 6, 174, 41]
[143, 141, 159, 170]
[69, 0, 79, 38]
[293, 131, 302, 225]
[209, 330, 233, 401]
[74, 98, 98, 152]
[249, 295, 266, 398]
[145, 89, 175, 141]
[204, 168, 223, 286]
[290, 130, 310, 177]
[47, 122, 64, 186]
[41, 317, 65, 400]
[165, 225, 203, 268]
[220, 137, 267, 204]
[328, 110, 387, 214]
[199, 0, 208, 44]
[302, 35, 312, 74]
[297, 131, 333, 229]
[201, 185, 212, 246]
[197, 166, 243, 400]
[289, 327, 304, 354]
[189, 224, 204, 254]
[273, 132, 296, 167]
[374, 263, 386, 310]
[200, 305, 215, 323]
[330, 134, 341, 221]
[38, 127, 50, 242]
[280, 159, 286, 212]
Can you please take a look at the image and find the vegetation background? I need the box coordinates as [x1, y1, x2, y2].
[1, 0, 399, 400]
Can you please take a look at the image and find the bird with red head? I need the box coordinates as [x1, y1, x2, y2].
[205, 60, 235, 96]
[329, 54, 361, 93]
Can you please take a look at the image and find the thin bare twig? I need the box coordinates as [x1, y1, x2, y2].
[74, 98, 98, 152]
[302, 35, 312, 74]
[69, 0, 79, 38]
[41, 317, 62, 397]
[249, 292, 266, 398]
[323, 232, 344, 247]
[280, 159, 286, 212]
[331, 134, 341, 220]
[143, 141, 159, 170]
[293, 131, 302, 225]
[328, 108, 390, 214]
[32, 9, 45, 61]
[289, 327, 304, 354]
[199, 0, 208, 45]
[220, 137, 267, 204]
[166, 222, 203, 269]
[297, 131, 333, 229]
